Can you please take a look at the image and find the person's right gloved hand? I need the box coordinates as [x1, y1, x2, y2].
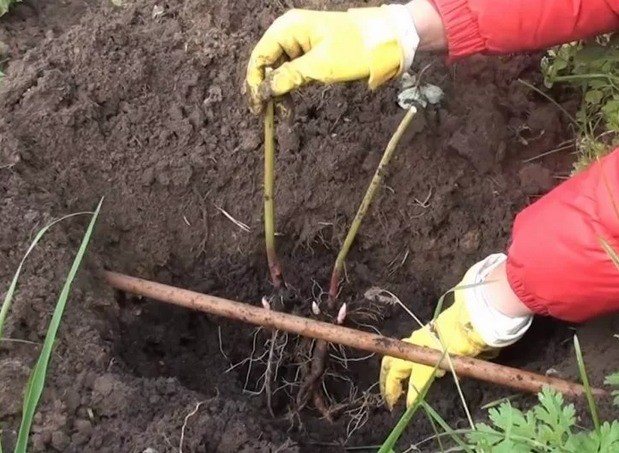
[245, 5, 420, 113]
[380, 288, 493, 409]
[380, 254, 534, 409]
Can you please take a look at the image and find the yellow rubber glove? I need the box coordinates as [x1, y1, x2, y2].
[246, 6, 417, 113]
[380, 272, 494, 409]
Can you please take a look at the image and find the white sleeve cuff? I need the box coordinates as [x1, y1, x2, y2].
[463, 253, 533, 348]
[384, 4, 420, 71]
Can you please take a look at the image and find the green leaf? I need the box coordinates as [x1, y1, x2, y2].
[605, 373, 619, 386]
[541, 37, 619, 170]
[605, 372, 619, 406]
[468, 423, 503, 448]
[599, 421, 619, 451]
[585, 90, 605, 105]
[14, 199, 102, 453]
[602, 100, 619, 132]
[0, 0, 20, 16]
[574, 44, 608, 65]
[534, 387, 577, 439]
[589, 79, 611, 90]
[566, 421, 619, 451]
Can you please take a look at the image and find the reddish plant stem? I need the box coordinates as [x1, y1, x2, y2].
[327, 269, 340, 306]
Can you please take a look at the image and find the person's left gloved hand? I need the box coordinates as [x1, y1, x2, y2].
[380, 254, 533, 409]
[245, 5, 420, 113]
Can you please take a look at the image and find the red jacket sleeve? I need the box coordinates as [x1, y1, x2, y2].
[506, 148, 619, 323]
[430, 0, 619, 59]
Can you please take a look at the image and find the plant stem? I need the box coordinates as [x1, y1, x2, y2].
[328, 107, 417, 302]
[574, 335, 601, 434]
[518, 79, 580, 129]
[264, 99, 284, 288]
[553, 73, 619, 86]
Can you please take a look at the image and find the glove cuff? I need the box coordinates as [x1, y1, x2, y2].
[383, 4, 420, 71]
[348, 6, 420, 88]
[460, 253, 533, 348]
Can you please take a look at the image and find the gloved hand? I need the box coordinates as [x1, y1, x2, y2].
[246, 5, 420, 113]
[380, 254, 533, 409]
[380, 291, 491, 409]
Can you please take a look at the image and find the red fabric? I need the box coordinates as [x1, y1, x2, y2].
[425, 0, 619, 322]
[506, 149, 619, 322]
[430, 0, 619, 59]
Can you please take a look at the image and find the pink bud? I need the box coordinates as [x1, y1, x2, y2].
[311, 301, 321, 316]
[336, 303, 347, 324]
[261, 296, 271, 310]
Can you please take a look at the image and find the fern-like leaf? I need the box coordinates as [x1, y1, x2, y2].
[605, 372, 619, 406]
[566, 421, 619, 451]
[533, 387, 576, 446]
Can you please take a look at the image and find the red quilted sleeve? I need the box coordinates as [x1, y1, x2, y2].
[506, 149, 619, 323]
[430, 0, 619, 59]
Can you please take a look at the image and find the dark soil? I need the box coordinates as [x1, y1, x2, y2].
[1, 0, 617, 451]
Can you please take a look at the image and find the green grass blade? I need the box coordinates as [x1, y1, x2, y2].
[378, 397, 426, 453]
[421, 402, 473, 453]
[423, 405, 446, 452]
[0, 211, 93, 340]
[378, 351, 446, 453]
[14, 199, 102, 453]
[573, 335, 600, 434]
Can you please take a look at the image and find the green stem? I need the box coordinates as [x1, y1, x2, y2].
[574, 335, 601, 434]
[264, 100, 283, 288]
[552, 73, 619, 86]
[328, 107, 417, 302]
[518, 79, 580, 129]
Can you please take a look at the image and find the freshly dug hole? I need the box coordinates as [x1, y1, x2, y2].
[115, 246, 389, 429]
[1, 0, 616, 451]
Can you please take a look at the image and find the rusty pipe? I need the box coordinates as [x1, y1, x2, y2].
[103, 270, 608, 398]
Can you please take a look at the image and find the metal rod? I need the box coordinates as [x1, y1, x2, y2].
[103, 270, 607, 398]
